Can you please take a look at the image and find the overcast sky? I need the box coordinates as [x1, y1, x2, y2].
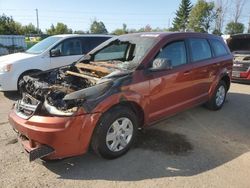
[0, 0, 249, 32]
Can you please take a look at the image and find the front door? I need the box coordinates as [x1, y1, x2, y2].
[50, 38, 83, 69]
[147, 40, 196, 123]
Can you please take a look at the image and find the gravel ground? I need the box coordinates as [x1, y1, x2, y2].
[0, 83, 249, 188]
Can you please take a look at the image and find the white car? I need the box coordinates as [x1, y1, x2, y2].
[0, 34, 112, 91]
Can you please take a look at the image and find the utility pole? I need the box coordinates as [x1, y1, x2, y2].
[248, 16, 250, 33]
[35, 8, 39, 34]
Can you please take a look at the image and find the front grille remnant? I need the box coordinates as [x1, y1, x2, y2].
[15, 93, 40, 119]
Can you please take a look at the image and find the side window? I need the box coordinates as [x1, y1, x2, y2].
[210, 39, 228, 57]
[156, 41, 187, 67]
[189, 38, 212, 62]
[82, 37, 110, 54]
[51, 38, 82, 56]
[61, 39, 82, 56]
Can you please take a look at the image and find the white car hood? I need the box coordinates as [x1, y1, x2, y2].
[0, 52, 38, 66]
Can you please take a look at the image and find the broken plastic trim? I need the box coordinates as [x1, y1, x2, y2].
[63, 80, 113, 101]
[44, 100, 77, 116]
[29, 145, 54, 162]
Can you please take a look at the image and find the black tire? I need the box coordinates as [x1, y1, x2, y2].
[17, 74, 25, 92]
[206, 80, 227, 111]
[91, 106, 138, 159]
[17, 70, 40, 92]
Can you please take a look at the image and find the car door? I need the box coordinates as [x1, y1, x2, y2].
[147, 40, 196, 123]
[188, 38, 214, 102]
[50, 38, 83, 69]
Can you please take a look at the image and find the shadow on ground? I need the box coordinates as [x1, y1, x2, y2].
[3, 91, 21, 101]
[38, 92, 250, 181]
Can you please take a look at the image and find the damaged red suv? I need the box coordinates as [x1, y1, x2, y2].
[8, 32, 233, 161]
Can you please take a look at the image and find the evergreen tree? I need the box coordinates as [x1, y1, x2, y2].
[172, 0, 192, 31]
[90, 20, 108, 34]
[188, 0, 217, 33]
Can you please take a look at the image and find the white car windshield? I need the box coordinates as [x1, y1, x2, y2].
[26, 36, 62, 54]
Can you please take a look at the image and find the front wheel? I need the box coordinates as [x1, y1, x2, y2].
[91, 106, 138, 159]
[206, 80, 227, 110]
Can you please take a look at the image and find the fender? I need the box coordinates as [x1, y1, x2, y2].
[208, 67, 231, 99]
[93, 90, 147, 112]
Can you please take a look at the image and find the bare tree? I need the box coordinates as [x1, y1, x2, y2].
[231, 0, 246, 23]
[214, 0, 229, 33]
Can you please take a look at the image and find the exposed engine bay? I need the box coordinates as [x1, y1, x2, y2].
[17, 62, 122, 118]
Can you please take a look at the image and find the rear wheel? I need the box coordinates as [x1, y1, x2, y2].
[206, 80, 227, 110]
[91, 106, 138, 159]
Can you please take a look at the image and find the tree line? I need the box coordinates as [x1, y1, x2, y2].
[0, 0, 249, 36]
[172, 0, 247, 35]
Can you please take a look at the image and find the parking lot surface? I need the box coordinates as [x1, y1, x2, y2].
[0, 83, 250, 188]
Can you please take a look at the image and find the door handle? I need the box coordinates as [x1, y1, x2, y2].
[183, 70, 192, 75]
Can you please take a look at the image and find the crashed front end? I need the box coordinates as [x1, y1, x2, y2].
[9, 63, 118, 161]
[8, 34, 158, 161]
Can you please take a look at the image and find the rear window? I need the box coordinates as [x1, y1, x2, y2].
[189, 38, 212, 62]
[210, 39, 228, 57]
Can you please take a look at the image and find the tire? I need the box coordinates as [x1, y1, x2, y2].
[17, 75, 25, 92]
[17, 70, 40, 92]
[206, 80, 227, 111]
[91, 106, 138, 159]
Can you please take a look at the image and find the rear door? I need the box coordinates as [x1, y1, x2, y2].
[50, 38, 83, 69]
[187, 38, 214, 102]
[147, 40, 196, 123]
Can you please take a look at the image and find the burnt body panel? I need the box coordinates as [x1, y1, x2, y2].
[9, 32, 233, 160]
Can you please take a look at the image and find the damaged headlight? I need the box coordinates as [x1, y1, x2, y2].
[43, 99, 78, 116]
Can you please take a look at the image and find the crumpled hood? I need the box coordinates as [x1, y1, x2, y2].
[0, 52, 37, 66]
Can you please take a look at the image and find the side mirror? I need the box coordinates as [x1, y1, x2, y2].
[50, 49, 61, 57]
[149, 58, 172, 71]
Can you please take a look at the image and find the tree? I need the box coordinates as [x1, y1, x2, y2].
[74, 30, 85, 34]
[112, 23, 128, 35]
[188, 0, 218, 33]
[46, 23, 73, 35]
[172, 0, 192, 31]
[137, 24, 153, 32]
[22, 23, 40, 34]
[0, 14, 24, 35]
[225, 21, 244, 34]
[212, 28, 223, 35]
[90, 20, 108, 34]
[214, 0, 229, 34]
[231, 0, 245, 23]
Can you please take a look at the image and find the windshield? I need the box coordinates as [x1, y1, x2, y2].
[26, 36, 62, 54]
[83, 35, 159, 70]
[227, 35, 250, 53]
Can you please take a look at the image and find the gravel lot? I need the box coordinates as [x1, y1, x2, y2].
[0, 83, 250, 188]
